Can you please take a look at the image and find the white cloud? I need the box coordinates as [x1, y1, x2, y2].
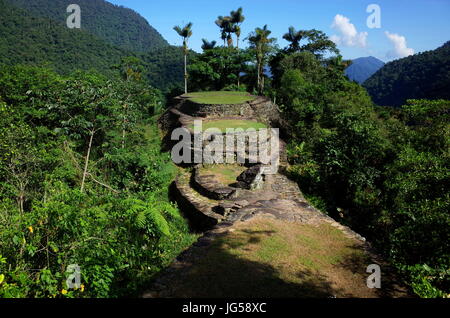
[385, 31, 415, 59]
[330, 14, 368, 48]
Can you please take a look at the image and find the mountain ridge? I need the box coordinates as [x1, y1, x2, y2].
[0, 0, 187, 91]
[0, 0, 128, 76]
[5, 0, 169, 52]
[364, 42, 450, 106]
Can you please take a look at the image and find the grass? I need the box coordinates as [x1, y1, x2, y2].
[163, 217, 399, 298]
[183, 91, 256, 105]
[199, 164, 247, 186]
[189, 119, 267, 133]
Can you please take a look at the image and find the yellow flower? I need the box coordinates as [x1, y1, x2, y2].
[80, 284, 85, 292]
[61, 289, 68, 295]
[27, 226, 33, 233]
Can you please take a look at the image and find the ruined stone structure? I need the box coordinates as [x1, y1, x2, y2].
[144, 94, 411, 299]
[158, 94, 366, 243]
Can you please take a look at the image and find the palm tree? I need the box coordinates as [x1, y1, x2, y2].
[326, 55, 352, 72]
[215, 16, 227, 46]
[173, 22, 193, 94]
[283, 26, 306, 52]
[215, 16, 234, 47]
[230, 7, 245, 48]
[201, 39, 217, 51]
[248, 25, 276, 94]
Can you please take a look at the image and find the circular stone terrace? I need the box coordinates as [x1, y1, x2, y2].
[180, 91, 268, 133]
[182, 91, 257, 105]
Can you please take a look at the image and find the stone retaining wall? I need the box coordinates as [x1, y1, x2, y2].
[193, 166, 239, 200]
[179, 99, 255, 118]
[171, 176, 223, 231]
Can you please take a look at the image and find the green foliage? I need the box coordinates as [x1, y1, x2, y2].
[406, 264, 448, 298]
[285, 28, 339, 59]
[141, 46, 196, 92]
[5, 0, 168, 52]
[247, 25, 277, 94]
[364, 41, 450, 107]
[273, 47, 450, 297]
[0, 0, 128, 77]
[0, 66, 196, 298]
[188, 47, 252, 91]
[0, 0, 186, 92]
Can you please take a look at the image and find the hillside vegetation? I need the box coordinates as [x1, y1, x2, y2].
[0, 0, 187, 92]
[364, 42, 450, 106]
[5, 0, 168, 52]
[0, 64, 197, 297]
[0, 0, 127, 76]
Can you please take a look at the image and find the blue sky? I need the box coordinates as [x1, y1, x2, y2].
[108, 0, 450, 61]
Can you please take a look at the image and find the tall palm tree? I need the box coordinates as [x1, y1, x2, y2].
[248, 25, 276, 94]
[215, 16, 227, 46]
[283, 26, 306, 52]
[201, 39, 217, 51]
[173, 22, 193, 94]
[230, 7, 245, 48]
[215, 16, 234, 47]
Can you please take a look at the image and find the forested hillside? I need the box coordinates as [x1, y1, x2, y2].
[142, 46, 195, 93]
[0, 0, 186, 92]
[364, 42, 450, 106]
[0, 0, 128, 76]
[5, 0, 168, 52]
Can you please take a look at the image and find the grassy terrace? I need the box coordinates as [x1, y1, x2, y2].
[189, 119, 267, 133]
[183, 91, 256, 105]
[199, 164, 247, 186]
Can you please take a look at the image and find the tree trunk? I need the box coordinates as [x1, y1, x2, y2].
[122, 104, 126, 149]
[256, 62, 260, 93]
[122, 126, 126, 149]
[261, 67, 265, 93]
[184, 52, 188, 94]
[257, 60, 262, 94]
[81, 129, 95, 193]
[18, 186, 24, 215]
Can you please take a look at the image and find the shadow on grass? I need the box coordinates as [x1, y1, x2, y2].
[163, 230, 344, 298]
[337, 244, 412, 298]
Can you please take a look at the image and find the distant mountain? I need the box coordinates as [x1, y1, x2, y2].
[364, 42, 450, 107]
[5, 0, 169, 52]
[344, 56, 385, 84]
